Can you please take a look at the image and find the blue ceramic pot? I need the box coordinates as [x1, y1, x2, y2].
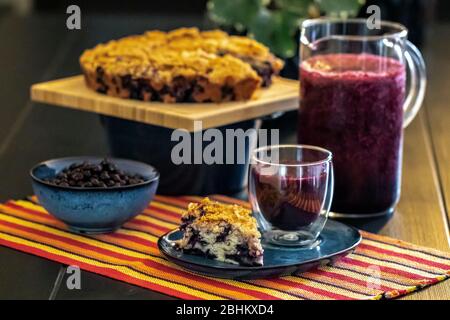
[30, 157, 159, 234]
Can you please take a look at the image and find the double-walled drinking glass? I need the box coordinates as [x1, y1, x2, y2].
[298, 18, 426, 217]
[249, 145, 333, 247]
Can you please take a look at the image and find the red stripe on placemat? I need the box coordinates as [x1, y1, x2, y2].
[146, 206, 183, 219]
[2, 202, 159, 253]
[147, 262, 281, 300]
[154, 195, 193, 208]
[4, 201, 53, 220]
[0, 219, 144, 262]
[340, 256, 429, 280]
[269, 278, 356, 300]
[0, 236, 201, 300]
[126, 218, 171, 233]
[0, 217, 280, 300]
[358, 243, 450, 270]
[105, 232, 157, 249]
[309, 269, 396, 292]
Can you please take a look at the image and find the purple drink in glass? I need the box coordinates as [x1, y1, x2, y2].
[251, 166, 328, 230]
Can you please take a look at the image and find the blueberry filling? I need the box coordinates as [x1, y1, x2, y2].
[180, 217, 195, 230]
[187, 229, 200, 245]
[224, 254, 262, 266]
[236, 244, 249, 257]
[226, 244, 263, 266]
[239, 58, 274, 87]
[216, 225, 231, 242]
[221, 86, 235, 100]
[183, 248, 216, 260]
[117, 75, 209, 102]
[95, 66, 109, 93]
[216, 51, 275, 87]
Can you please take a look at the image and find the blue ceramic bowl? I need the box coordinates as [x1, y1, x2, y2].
[30, 157, 159, 234]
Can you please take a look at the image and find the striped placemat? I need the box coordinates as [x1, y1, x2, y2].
[0, 195, 448, 300]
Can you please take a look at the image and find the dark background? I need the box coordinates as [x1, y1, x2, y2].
[0, 0, 447, 200]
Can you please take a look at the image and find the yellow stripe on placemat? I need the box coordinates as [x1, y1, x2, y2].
[0, 196, 449, 300]
[362, 237, 450, 266]
[0, 231, 220, 300]
[0, 204, 297, 299]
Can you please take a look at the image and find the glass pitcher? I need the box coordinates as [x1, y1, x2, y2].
[297, 18, 426, 218]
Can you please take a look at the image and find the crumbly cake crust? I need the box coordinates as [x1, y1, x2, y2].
[80, 28, 283, 103]
[177, 198, 264, 266]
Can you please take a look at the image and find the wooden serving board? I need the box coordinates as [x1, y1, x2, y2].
[31, 75, 299, 131]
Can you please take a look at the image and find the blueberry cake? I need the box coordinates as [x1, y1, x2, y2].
[176, 198, 264, 266]
[80, 28, 283, 103]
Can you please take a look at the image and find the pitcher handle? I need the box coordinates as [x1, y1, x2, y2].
[403, 40, 427, 128]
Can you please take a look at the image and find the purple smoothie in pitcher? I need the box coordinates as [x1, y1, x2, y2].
[298, 53, 406, 215]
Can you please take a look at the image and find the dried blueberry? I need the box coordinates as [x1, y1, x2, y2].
[46, 159, 147, 188]
[111, 174, 121, 182]
[100, 172, 110, 180]
[71, 172, 83, 181]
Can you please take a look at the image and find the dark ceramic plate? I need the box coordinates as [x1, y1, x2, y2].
[158, 220, 361, 279]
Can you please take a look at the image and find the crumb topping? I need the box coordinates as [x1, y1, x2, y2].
[182, 198, 260, 238]
[80, 27, 283, 85]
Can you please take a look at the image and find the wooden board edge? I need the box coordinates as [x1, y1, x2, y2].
[192, 96, 299, 128]
[31, 85, 194, 130]
[30, 76, 299, 132]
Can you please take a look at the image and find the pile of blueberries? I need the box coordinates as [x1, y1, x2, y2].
[44, 159, 146, 188]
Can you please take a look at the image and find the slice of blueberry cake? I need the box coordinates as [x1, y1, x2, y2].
[176, 198, 264, 266]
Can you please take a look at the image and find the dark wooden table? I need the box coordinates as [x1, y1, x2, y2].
[0, 13, 448, 300]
